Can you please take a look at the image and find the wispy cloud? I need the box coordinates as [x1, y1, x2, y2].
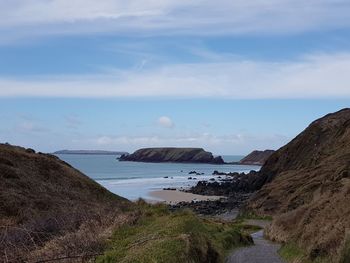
[1, 0, 350, 42]
[1, 52, 350, 99]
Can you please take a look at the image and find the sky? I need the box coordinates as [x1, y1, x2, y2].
[0, 0, 350, 155]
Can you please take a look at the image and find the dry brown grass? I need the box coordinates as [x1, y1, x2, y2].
[247, 109, 350, 261]
[0, 143, 135, 262]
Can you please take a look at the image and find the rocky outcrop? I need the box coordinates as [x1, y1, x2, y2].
[190, 171, 261, 196]
[239, 150, 275, 165]
[169, 194, 251, 216]
[119, 147, 225, 164]
[247, 108, 350, 261]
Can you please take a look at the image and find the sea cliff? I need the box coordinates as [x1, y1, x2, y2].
[119, 147, 225, 164]
[239, 150, 275, 165]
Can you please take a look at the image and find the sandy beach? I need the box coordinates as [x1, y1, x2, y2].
[149, 190, 224, 204]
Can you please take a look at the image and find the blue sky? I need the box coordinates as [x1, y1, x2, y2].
[0, 1, 350, 154]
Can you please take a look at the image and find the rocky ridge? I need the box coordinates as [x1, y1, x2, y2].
[119, 147, 225, 164]
[239, 150, 275, 165]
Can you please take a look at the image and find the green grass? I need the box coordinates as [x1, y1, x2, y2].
[279, 243, 332, 263]
[236, 210, 273, 221]
[97, 202, 253, 263]
[279, 243, 306, 262]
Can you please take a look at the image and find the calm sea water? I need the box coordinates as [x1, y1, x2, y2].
[56, 154, 260, 201]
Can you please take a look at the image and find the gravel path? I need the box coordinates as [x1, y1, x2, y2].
[226, 222, 285, 263]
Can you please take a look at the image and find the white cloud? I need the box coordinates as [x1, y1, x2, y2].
[0, 0, 350, 42]
[1, 52, 350, 99]
[157, 116, 174, 128]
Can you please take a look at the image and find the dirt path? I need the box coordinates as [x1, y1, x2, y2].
[226, 220, 285, 263]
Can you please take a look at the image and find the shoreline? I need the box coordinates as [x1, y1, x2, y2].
[148, 189, 224, 204]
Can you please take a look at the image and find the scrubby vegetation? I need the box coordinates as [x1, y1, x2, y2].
[97, 201, 253, 263]
[279, 243, 307, 262]
[278, 242, 338, 263]
[0, 143, 135, 262]
[248, 109, 350, 261]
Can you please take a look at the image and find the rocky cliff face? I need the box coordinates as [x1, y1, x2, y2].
[247, 108, 350, 261]
[0, 144, 133, 262]
[119, 147, 225, 164]
[239, 150, 275, 165]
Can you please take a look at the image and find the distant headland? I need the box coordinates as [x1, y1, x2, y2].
[54, 150, 128, 155]
[118, 147, 225, 164]
[238, 150, 274, 165]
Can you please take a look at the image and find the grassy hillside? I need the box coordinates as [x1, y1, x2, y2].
[247, 109, 350, 262]
[0, 143, 135, 262]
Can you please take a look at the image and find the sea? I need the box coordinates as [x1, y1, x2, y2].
[56, 154, 261, 201]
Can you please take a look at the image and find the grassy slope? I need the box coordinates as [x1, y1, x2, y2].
[0, 144, 134, 262]
[279, 237, 350, 263]
[97, 202, 255, 263]
[0, 144, 130, 225]
[278, 243, 333, 263]
[247, 109, 350, 261]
